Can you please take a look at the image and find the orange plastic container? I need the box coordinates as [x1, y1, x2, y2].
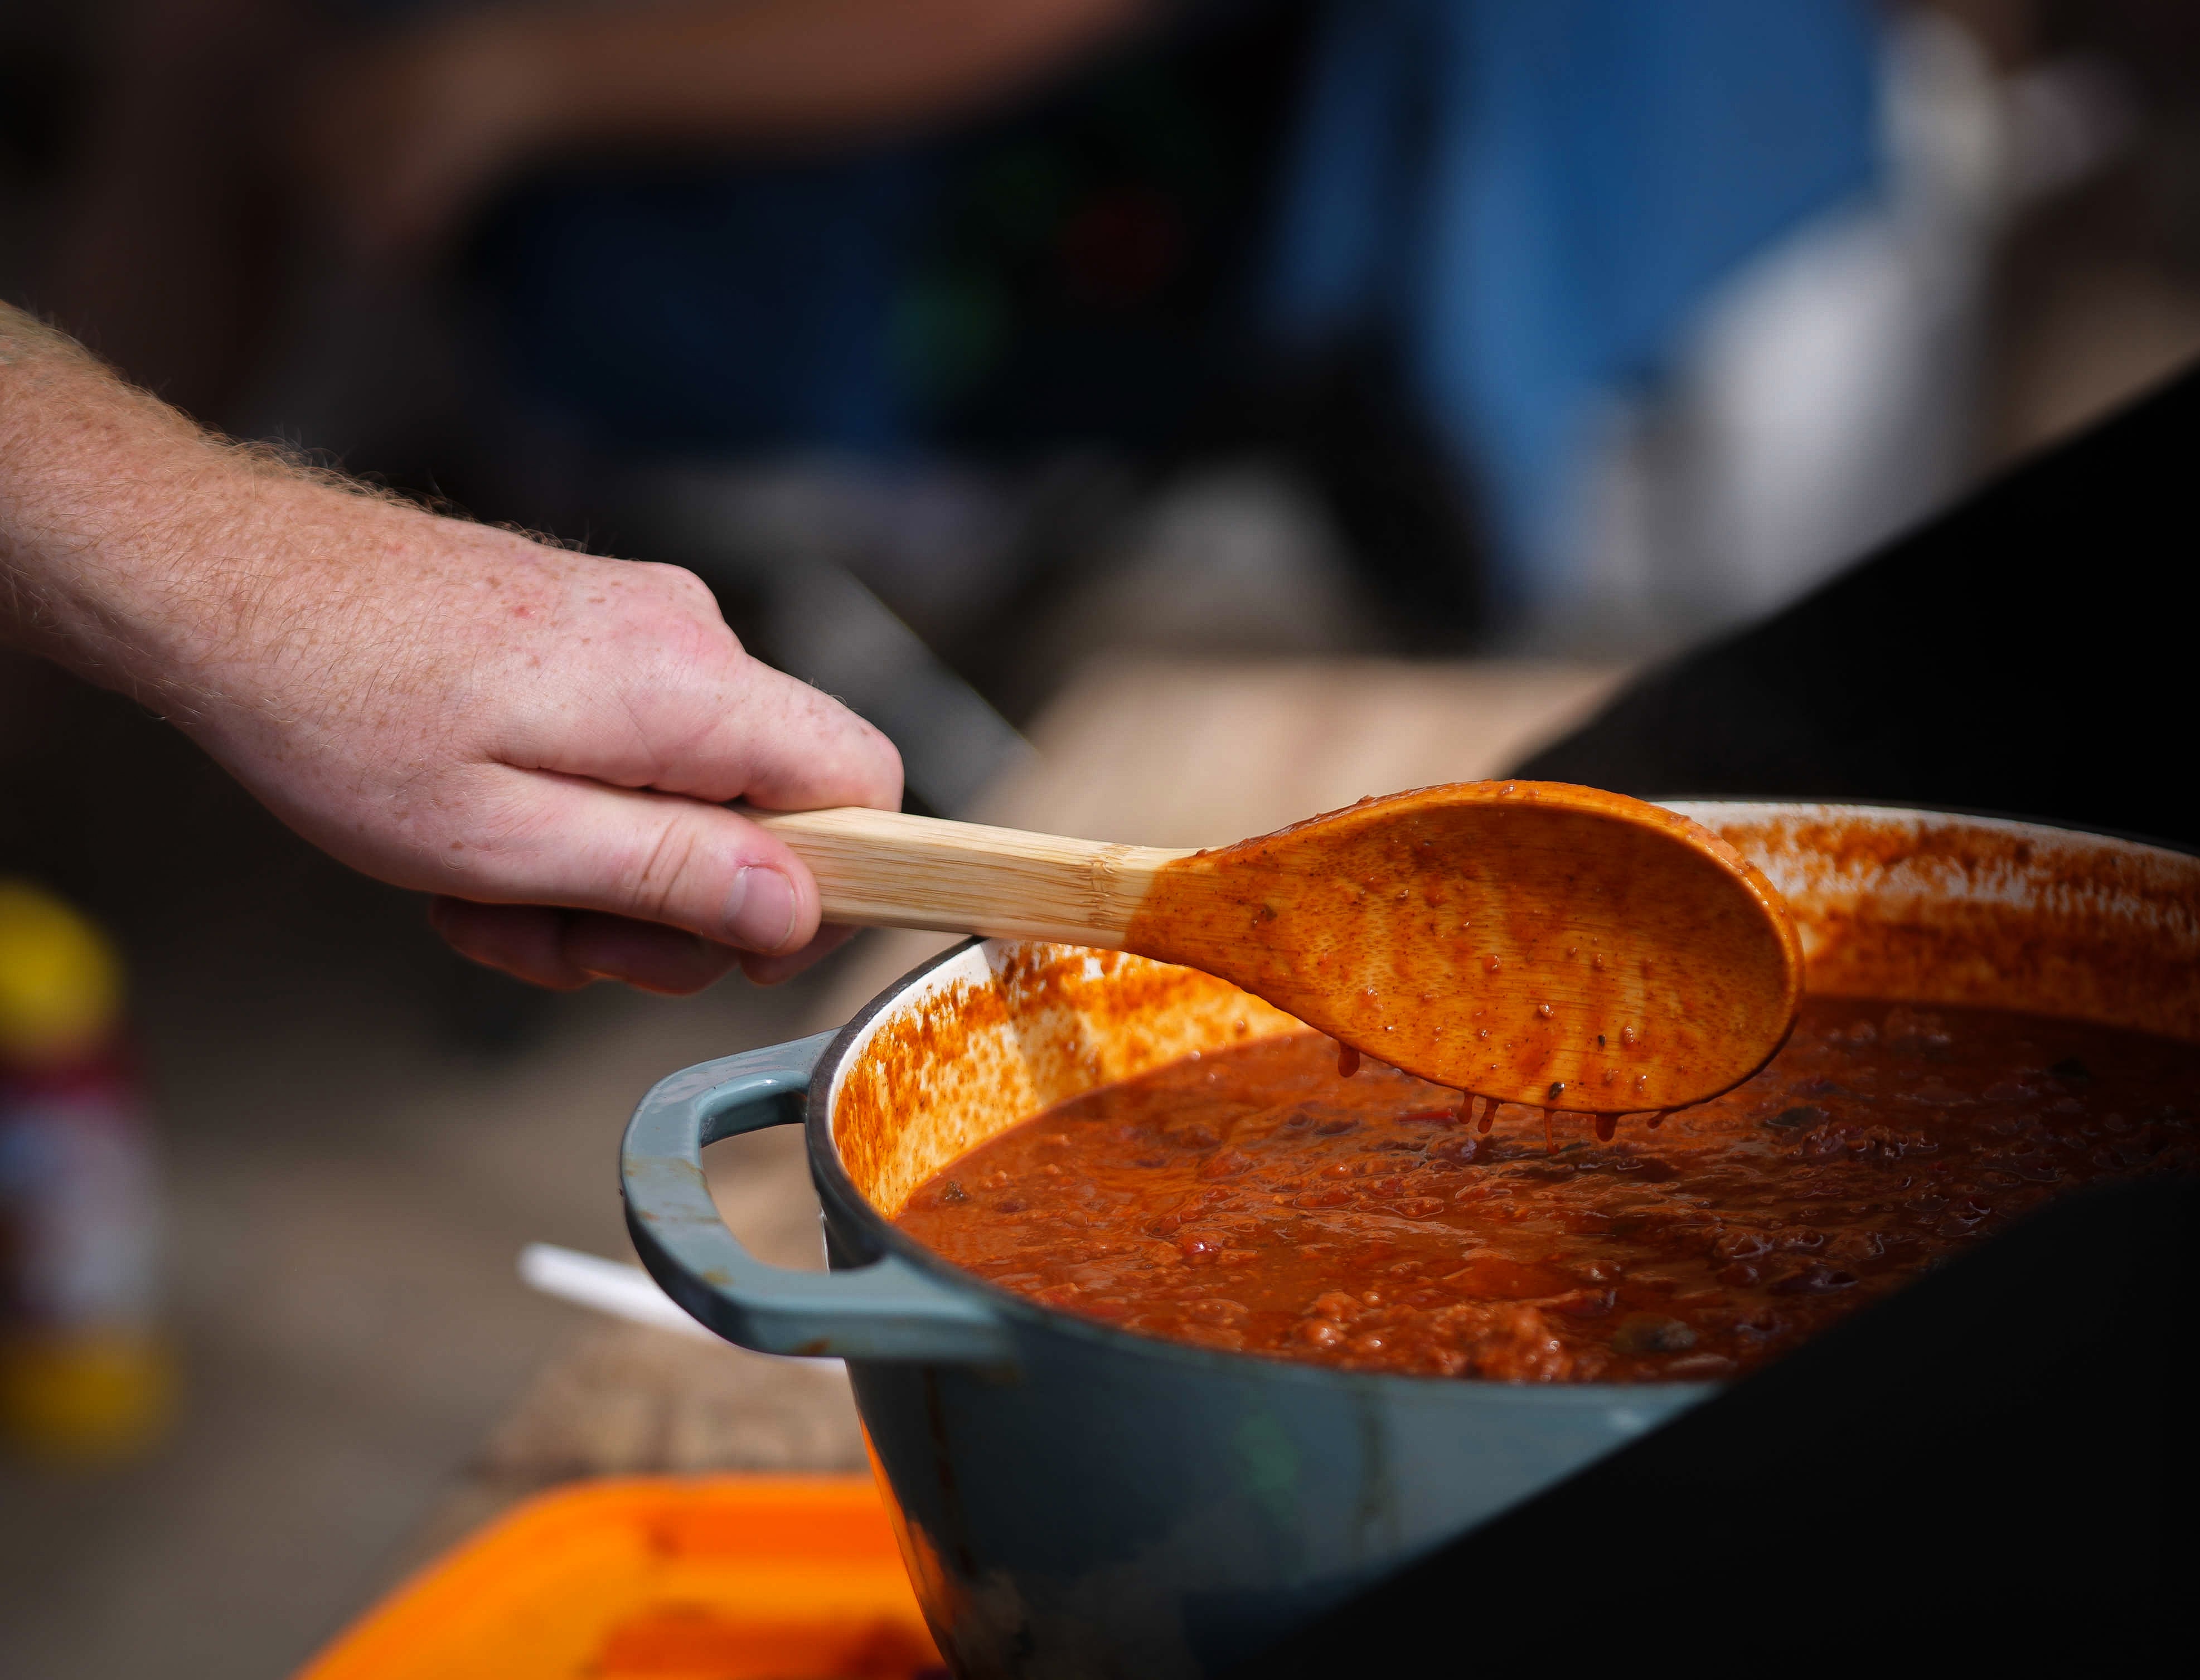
[295, 1475, 944, 1680]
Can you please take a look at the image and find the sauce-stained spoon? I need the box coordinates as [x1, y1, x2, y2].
[750, 781, 1802, 1112]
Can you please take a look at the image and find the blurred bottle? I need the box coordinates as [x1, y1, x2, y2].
[0, 881, 172, 1459]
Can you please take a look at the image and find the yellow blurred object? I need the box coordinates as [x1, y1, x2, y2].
[295, 1476, 943, 1680]
[0, 880, 169, 1462]
[0, 1328, 174, 1460]
[0, 880, 123, 1064]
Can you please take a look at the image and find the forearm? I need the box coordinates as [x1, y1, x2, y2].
[0, 304, 283, 711]
[486, 0, 1149, 153]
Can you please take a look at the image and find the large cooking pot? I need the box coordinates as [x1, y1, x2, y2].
[622, 803, 2200, 1678]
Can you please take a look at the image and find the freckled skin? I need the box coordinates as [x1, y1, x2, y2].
[0, 305, 902, 992]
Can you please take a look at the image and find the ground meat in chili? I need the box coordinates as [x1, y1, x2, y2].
[891, 999, 2198, 1381]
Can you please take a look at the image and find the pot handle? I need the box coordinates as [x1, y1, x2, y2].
[621, 1030, 1014, 1363]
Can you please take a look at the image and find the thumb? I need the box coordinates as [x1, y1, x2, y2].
[448, 770, 826, 955]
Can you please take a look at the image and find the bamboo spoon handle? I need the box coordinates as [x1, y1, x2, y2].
[748, 807, 1194, 946]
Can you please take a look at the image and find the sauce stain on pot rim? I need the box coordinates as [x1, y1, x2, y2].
[1682, 802, 2200, 1042]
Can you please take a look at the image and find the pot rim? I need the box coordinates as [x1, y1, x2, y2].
[802, 799, 2191, 1393]
[1650, 793, 2198, 860]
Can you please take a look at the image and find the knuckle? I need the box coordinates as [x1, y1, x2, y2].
[630, 598, 745, 694]
[635, 561, 724, 622]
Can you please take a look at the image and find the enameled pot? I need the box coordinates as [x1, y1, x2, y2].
[622, 803, 2200, 1678]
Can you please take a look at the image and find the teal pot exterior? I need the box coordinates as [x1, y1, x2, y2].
[623, 1007, 1702, 1680]
[621, 803, 2200, 1678]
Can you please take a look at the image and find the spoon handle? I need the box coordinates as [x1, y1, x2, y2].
[749, 807, 1193, 946]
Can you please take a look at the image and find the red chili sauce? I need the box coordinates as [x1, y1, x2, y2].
[893, 1000, 2198, 1382]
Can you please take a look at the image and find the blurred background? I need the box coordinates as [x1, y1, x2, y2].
[1, 1, 2197, 1673]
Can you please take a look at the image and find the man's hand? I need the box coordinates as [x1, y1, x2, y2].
[0, 306, 900, 992]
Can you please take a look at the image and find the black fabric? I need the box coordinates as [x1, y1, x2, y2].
[1516, 362, 2200, 847]
[1236, 1178, 2197, 1674]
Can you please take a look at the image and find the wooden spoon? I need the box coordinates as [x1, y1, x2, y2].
[753, 781, 1802, 1113]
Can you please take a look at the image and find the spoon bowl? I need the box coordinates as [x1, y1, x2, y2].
[1127, 781, 1801, 1110]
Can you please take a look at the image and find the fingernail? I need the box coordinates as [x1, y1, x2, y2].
[724, 866, 798, 952]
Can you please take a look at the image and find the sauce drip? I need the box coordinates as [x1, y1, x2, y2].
[894, 1000, 2199, 1383]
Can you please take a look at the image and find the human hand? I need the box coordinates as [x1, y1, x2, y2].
[0, 323, 902, 992]
[199, 478, 902, 992]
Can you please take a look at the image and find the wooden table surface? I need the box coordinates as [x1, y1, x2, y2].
[396, 656, 1622, 1572]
